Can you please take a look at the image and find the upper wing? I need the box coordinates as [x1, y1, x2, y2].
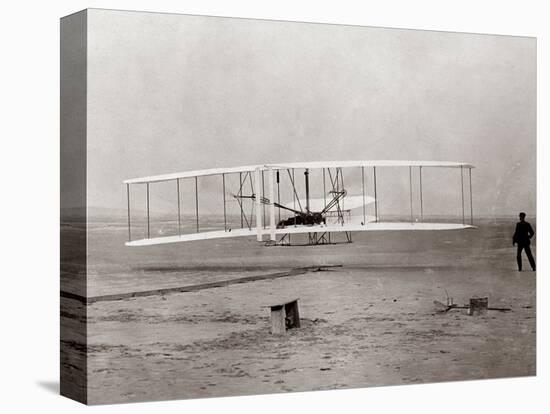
[123, 160, 475, 184]
[267, 160, 475, 171]
[123, 164, 260, 184]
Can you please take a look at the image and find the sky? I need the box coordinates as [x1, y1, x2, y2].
[83, 9, 536, 218]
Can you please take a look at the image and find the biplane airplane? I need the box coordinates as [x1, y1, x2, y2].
[123, 161, 475, 247]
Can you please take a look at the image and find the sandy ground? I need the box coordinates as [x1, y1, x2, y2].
[62, 219, 536, 404]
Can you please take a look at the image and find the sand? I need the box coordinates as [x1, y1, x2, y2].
[62, 218, 536, 404]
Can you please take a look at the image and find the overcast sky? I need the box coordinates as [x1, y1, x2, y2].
[84, 9, 536, 218]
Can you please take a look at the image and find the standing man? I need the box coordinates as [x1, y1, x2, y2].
[513, 212, 536, 271]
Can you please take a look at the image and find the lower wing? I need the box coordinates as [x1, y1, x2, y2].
[126, 221, 475, 246]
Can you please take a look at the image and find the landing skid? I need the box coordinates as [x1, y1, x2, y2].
[265, 231, 353, 246]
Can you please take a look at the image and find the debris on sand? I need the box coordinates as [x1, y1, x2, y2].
[265, 298, 300, 335]
[468, 297, 488, 316]
[311, 318, 327, 324]
[485, 306, 512, 312]
[433, 296, 512, 314]
[433, 300, 458, 313]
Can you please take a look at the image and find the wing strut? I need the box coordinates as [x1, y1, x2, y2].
[194, 177, 199, 233]
[222, 173, 227, 231]
[126, 183, 131, 241]
[267, 168, 276, 241]
[340, 168, 345, 213]
[323, 168, 327, 210]
[146, 182, 150, 238]
[373, 166, 378, 222]
[361, 166, 366, 225]
[254, 168, 262, 241]
[262, 170, 266, 229]
[460, 166, 465, 225]
[234, 175, 252, 230]
[238, 172, 244, 228]
[248, 172, 255, 229]
[469, 168, 474, 225]
[326, 168, 344, 224]
[304, 169, 310, 213]
[276, 170, 281, 222]
[409, 166, 413, 223]
[419, 166, 424, 220]
[177, 179, 181, 235]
